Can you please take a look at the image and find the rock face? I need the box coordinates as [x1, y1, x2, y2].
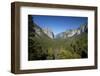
[33, 24, 54, 39]
[43, 28, 54, 39]
[56, 24, 88, 39]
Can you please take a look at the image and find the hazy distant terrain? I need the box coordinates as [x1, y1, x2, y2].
[28, 15, 88, 61]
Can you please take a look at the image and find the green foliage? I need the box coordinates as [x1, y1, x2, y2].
[28, 15, 48, 60]
[70, 33, 88, 58]
[57, 49, 80, 59]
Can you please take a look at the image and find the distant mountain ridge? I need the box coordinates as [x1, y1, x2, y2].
[55, 24, 88, 39]
[35, 24, 88, 39]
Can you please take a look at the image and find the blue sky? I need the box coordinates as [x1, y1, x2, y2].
[32, 15, 88, 35]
